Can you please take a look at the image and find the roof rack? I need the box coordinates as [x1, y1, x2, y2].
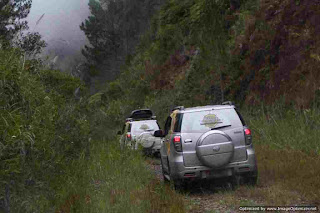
[126, 109, 157, 122]
[222, 101, 234, 106]
[126, 117, 156, 122]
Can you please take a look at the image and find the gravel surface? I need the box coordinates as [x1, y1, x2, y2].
[146, 156, 317, 213]
[146, 157, 240, 213]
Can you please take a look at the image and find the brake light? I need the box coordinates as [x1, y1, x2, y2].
[244, 128, 252, 145]
[173, 136, 181, 143]
[173, 136, 182, 152]
[245, 128, 251, 135]
[126, 133, 131, 140]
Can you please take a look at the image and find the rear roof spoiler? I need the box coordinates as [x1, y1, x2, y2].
[171, 106, 184, 112]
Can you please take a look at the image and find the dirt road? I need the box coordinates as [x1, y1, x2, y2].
[146, 158, 317, 213]
[147, 158, 245, 213]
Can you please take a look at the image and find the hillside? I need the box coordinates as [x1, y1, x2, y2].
[234, 0, 320, 108]
[101, 0, 320, 117]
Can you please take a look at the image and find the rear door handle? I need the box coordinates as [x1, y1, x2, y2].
[184, 139, 192, 143]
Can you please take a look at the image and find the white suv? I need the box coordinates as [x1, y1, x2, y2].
[119, 109, 162, 155]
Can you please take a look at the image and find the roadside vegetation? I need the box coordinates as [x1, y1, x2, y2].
[0, 47, 185, 212]
[247, 106, 320, 203]
[1, 0, 320, 212]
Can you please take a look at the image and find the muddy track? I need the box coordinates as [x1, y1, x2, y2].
[147, 158, 242, 213]
[146, 157, 317, 213]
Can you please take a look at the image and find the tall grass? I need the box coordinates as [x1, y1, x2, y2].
[55, 139, 185, 213]
[0, 47, 186, 212]
[244, 105, 320, 154]
[242, 105, 320, 203]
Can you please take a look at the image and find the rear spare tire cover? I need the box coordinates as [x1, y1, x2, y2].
[137, 132, 155, 149]
[196, 130, 234, 168]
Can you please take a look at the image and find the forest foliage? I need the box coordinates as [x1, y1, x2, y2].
[96, 0, 260, 125]
[0, 1, 184, 212]
[97, 0, 320, 124]
[80, 0, 166, 86]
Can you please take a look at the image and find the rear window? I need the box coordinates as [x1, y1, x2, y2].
[181, 109, 243, 133]
[131, 120, 160, 135]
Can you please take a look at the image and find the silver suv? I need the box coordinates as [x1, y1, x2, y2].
[154, 103, 258, 189]
[119, 109, 162, 155]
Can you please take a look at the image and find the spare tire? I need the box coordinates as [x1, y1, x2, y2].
[136, 132, 155, 149]
[196, 130, 234, 168]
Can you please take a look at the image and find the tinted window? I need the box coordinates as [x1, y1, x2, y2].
[181, 109, 242, 133]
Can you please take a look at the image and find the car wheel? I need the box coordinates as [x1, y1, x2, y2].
[161, 158, 170, 184]
[153, 152, 161, 158]
[143, 148, 152, 156]
[167, 161, 186, 192]
[230, 175, 242, 190]
[173, 179, 185, 191]
[244, 174, 258, 186]
[243, 169, 258, 186]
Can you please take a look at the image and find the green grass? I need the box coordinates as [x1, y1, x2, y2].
[242, 106, 320, 203]
[54, 139, 185, 213]
[244, 106, 320, 154]
[0, 47, 186, 212]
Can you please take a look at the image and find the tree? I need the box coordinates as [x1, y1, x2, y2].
[16, 32, 47, 56]
[80, 0, 124, 82]
[0, 0, 32, 46]
[80, 0, 166, 86]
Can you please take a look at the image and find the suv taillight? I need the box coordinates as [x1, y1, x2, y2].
[244, 128, 252, 145]
[173, 136, 182, 152]
[126, 133, 131, 140]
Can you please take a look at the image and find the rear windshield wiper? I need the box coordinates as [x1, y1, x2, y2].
[211, 125, 231, 130]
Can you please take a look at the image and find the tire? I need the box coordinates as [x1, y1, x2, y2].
[196, 131, 234, 168]
[243, 169, 258, 186]
[173, 179, 185, 191]
[167, 161, 186, 192]
[142, 148, 151, 156]
[161, 158, 170, 184]
[245, 175, 258, 186]
[230, 175, 242, 190]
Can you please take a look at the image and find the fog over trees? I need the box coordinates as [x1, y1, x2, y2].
[25, 0, 90, 73]
[25, 0, 166, 93]
[80, 0, 166, 91]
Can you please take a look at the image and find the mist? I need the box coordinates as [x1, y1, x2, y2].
[26, 0, 91, 71]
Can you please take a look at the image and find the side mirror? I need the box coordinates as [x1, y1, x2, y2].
[154, 130, 164, 138]
[117, 131, 122, 135]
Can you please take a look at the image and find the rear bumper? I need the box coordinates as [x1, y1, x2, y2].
[151, 144, 161, 154]
[170, 147, 257, 180]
